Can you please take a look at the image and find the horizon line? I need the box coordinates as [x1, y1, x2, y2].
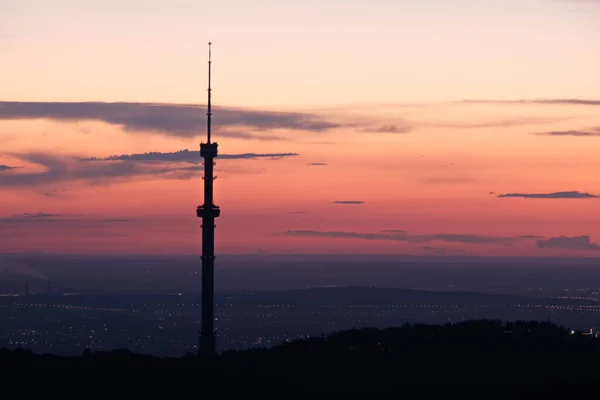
[3, 252, 600, 261]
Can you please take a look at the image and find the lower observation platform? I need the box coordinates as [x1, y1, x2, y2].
[196, 205, 221, 218]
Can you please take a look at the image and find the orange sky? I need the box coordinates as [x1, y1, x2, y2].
[1, 100, 600, 256]
[1, 0, 600, 256]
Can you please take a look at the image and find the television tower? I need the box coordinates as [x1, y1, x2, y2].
[196, 42, 221, 355]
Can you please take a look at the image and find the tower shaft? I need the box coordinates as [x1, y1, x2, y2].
[196, 42, 220, 355]
[198, 147, 219, 355]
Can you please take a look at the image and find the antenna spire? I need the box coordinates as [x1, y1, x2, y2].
[207, 42, 212, 143]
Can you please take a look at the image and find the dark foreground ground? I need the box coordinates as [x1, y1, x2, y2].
[2, 320, 600, 398]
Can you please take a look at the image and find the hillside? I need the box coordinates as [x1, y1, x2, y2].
[3, 320, 600, 397]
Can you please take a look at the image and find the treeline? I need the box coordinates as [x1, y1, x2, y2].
[3, 320, 600, 398]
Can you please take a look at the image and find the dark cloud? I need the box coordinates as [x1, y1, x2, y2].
[288, 211, 306, 214]
[83, 150, 300, 164]
[282, 230, 523, 245]
[0, 102, 341, 138]
[537, 235, 600, 251]
[332, 201, 366, 205]
[284, 230, 399, 241]
[307, 162, 327, 166]
[532, 128, 600, 137]
[498, 191, 598, 199]
[1, 149, 298, 187]
[366, 124, 412, 134]
[0, 165, 21, 171]
[0, 153, 196, 187]
[460, 99, 600, 106]
[417, 233, 516, 244]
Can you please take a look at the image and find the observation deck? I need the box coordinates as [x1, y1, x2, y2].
[200, 142, 219, 158]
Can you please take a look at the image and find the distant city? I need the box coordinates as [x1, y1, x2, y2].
[1, 254, 600, 356]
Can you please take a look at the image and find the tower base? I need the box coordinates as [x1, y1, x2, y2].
[199, 331, 216, 356]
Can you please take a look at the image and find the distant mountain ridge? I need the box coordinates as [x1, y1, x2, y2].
[225, 286, 599, 306]
[4, 285, 597, 308]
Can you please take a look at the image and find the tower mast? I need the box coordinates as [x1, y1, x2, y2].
[207, 42, 212, 144]
[197, 41, 221, 355]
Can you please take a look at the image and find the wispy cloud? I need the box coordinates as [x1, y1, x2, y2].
[83, 150, 300, 164]
[0, 153, 185, 187]
[41, 188, 67, 197]
[307, 162, 327, 166]
[537, 235, 600, 251]
[460, 99, 600, 106]
[365, 124, 412, 134]
[0, 102, 342, 139]
[0, 212, 62, 222]
[381, 229, 408, 234]
[282, 229, 528, 245]
[0, 150, 299, 187]
[332, 200, 365, 205]
[0, 212, 129, 224]
[532, 128, 600, 137]
[175, 165, 205, 172]
[497, 191, 598, 199]
[430, 117, 565, 129]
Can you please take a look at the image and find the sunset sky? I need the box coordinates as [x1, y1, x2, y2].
[1, 0, 599, 256]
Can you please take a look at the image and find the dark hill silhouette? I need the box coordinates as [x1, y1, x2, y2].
[226, 286, 598, 306]
[3, 320, 600, 397]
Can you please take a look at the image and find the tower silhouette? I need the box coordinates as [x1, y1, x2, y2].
[196, 42, 221, 355]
